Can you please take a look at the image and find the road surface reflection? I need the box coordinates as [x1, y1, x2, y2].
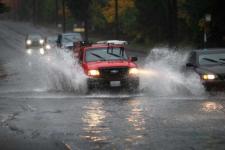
[201, 101, 224, 112]
[126, 99, 146, 144]
[81, 100, 110, 143]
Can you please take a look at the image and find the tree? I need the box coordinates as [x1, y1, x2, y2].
[102, 0, 137, 38]
[135, 0, 171, 43]
[102, 0, 135, 23]
[66, 0, 92, 40]
[168, 0, 178, 47]
[0, 2, 10, 14]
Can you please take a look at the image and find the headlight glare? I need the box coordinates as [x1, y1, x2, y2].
[39, 39, 44, 44]
[45, 44, 51, 50]
[202, 74, 216, 80]
[26, 40, 32, 45]
[129, 68, 139, 75]
[88, 70, 100, 76]
[40, 48, 45, 55]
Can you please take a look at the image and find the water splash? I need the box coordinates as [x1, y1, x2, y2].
[140, 48, 205, 97]
[44, 48, 87, 93]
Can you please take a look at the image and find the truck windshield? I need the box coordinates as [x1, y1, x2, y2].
[85, 48, 128, 62]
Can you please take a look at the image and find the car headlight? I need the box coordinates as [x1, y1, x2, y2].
[40, 48, 45, 55]
[27, 49, 32, 55]
[45, 44, 51, 50]
[39, 39, 44, 44]
[129, 68, 139, 75]
[26, 40, 32, 45]
[88, 70, 100, 76]
[202, 74, 217, 80]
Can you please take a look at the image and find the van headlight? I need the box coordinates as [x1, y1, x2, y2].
[40, 48, 45, 55]
[88, 70, 100, 76]
[26, 40, 32, 45]
[129, 68, 139, 75]
[202, 74, 217, 80]
[39, 39, 44, 44]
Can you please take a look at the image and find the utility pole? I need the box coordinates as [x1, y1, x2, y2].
[62, 0, 66, 33]
[115, 0, 119, 39]
[168, 0, 177, 48]
[203, 14, 211, 49]
[32, 0, 37, 24]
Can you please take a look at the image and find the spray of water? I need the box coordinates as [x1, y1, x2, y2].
[140, 48, 205, 97]
[44, 48, 87, 93]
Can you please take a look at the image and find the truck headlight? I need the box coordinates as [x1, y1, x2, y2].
[202, 74, 216, 80]
[39, 39, 44, 44]
[88, 70, 100, 76]
[26, 40, 32, 45]
[129, 68, 139, 75]
[40, 48, 45, 55]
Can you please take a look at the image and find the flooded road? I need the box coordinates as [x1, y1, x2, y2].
[1, 93, 225, 150]
[1, 21, 225, 150]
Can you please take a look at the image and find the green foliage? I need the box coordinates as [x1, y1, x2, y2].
[181, 0, 225, 47]
[119, 7, 138, 38]
[91, 1, 107, 30]
[65, 0, 92, 21]
[0, 2, 10, 14]
[13, 0, 225, 47]
[37, 0, 55, 23]
[17, 0, 33, 20]
[135, 0, 171, 43]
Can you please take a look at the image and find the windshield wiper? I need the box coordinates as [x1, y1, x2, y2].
[91, 53, 106, 61]
[203, 58, 225, 65]
[107, 52, 125, 59]
[219, 58, 225, 61]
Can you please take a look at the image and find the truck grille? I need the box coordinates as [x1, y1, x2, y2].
[99, 67, 128, 80]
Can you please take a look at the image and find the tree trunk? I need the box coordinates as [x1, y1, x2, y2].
[168, 0, 178, 48]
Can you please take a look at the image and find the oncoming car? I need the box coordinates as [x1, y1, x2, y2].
[77, 41, 139, 92]
[44, 36, 57, 50]
[25, 34, 46, 55]
[186, 48, 225, 90]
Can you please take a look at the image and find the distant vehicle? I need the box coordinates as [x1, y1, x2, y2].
[76, 40, 139, 92]
[56, 32, 83, 50]
[25, 34, 46, 55]
[44, 36, 57, 50]
[186, 48, 225, 90]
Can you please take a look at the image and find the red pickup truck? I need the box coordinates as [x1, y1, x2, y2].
[75, 41, 139, 92]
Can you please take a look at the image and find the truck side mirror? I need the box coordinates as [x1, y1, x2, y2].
[130, 57, 138, 62]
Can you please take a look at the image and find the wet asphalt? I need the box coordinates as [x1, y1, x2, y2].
[1, 21, 225, 150]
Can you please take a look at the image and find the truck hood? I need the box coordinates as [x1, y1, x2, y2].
[86, 60, 137, 70]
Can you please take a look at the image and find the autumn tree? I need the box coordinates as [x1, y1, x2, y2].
[102, 0, 137, 38]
